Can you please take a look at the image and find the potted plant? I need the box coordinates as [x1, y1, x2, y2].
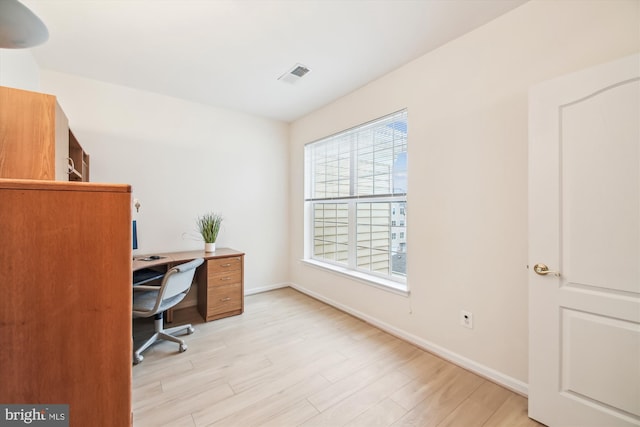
[197, 212, 223, 252]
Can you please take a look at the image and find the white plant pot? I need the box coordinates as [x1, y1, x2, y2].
[204, 242, 216, 252]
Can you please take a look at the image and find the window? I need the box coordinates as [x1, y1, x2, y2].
[304, 110, 407, 288]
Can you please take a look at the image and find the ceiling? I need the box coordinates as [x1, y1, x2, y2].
[23, 0, 527, 123]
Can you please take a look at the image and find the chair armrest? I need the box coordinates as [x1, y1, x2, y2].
[133, 285, 160, 292]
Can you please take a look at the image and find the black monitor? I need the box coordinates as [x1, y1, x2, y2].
[132, 220, 138, 250]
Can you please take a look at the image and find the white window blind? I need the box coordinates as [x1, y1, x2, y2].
[304, 110, 407, 286]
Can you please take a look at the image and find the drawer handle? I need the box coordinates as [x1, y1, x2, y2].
[220, 297, 231, 302]
[220, 277, 232, 281]
[221, 263, 231, 267]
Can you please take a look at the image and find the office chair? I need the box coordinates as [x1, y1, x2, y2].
[132, 258, 204, 364]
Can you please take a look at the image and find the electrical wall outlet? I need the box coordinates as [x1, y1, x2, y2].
[460, 310, 473, 329]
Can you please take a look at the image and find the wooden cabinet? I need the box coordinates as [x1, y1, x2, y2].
[0, 86, 89, 181]
[197, 250, 245, 321]
[0, 179, 132, 427]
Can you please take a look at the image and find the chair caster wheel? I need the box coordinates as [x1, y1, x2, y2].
[133, 354, 143, 365]
[187, 326, 195, 335]
[179, 344, 187, 353]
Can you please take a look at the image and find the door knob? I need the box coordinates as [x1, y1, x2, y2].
[533, 263, 560, 277]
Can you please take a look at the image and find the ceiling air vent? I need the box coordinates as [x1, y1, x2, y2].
[278, 63, 311, 84]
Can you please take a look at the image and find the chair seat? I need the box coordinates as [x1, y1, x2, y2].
[132, 290, 185, 317]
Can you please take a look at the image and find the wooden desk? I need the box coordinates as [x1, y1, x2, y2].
[133, 248, 244, 322]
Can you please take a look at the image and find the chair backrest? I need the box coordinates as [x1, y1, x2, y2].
[159, 258, 204, 300]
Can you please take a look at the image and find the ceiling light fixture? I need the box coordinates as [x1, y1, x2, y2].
[0, 0, 49, 49]
[278, 63, 311, 84]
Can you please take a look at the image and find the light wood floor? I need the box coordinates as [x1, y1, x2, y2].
[132, 288, 543, 427]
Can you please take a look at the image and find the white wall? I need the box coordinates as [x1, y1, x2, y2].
[0, 49, 41, 90]
[4, 0, 638, 393]
[289, 0, 640, 392]
[41, 71, 290, 294]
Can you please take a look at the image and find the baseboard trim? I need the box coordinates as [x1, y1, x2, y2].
[245, 283, 290, 296]
[286, 282, 529, 397]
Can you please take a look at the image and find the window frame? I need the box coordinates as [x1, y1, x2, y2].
[303, 110, 408, 294]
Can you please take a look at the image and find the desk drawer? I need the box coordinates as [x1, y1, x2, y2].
[208, 283, 242, 315]
[208, 257, 242, 273]
[207, 270, 241, 287]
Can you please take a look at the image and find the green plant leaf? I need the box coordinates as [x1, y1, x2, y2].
[196, 212, 223, 243]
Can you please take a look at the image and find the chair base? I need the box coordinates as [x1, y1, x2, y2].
[133, 315, 194, 364]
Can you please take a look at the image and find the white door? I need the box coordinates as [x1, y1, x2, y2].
[529, 54, 640, 427]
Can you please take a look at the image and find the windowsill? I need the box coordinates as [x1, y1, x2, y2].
[300, 259, 410, 297]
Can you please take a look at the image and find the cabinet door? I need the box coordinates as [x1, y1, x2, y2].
[0, 180, 132, 426]
[0, 86, 69, 180]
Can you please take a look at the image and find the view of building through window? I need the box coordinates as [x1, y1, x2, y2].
[305, 110, 407, 285]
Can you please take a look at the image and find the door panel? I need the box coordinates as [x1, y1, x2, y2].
[529, 54, 640, 427]
[562, 81, 640, 293]
[562, 309, 640, 417]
